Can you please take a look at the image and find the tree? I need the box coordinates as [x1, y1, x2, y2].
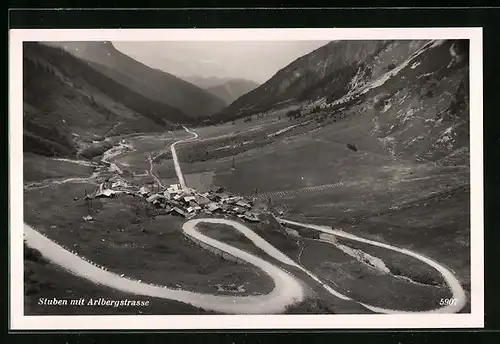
[346, 143, 358, 152]
[84, 190, 93, 214]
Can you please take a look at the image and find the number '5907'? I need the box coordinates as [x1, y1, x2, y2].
[439, 298, 457, 306]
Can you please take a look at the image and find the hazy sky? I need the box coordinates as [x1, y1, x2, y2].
[113, 41, 329, 83]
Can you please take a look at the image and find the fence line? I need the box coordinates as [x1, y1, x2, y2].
[253, 182, 344, 200]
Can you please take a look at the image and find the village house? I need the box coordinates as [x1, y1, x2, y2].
[116, 178, 263, 222]
[139, 186, 150, 196]
[232, 206, 246, 215]
[244, 212, 260, 222]
[95, 188, 116, 198]
[236, 200, 251, 209]
[172, 207, 187, 217]
[194, 195, 210, 206]
[208, 193, 221, 202]
[184, 195, 196, 203]
[207, 203, 221, 213]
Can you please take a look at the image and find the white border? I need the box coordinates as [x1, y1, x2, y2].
[9, 28, 484, 330]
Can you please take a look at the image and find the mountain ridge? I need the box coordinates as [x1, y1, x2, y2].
[45, 41, 227, 118]
[212, 40, 393, 120]
[204, 79, 260, 105]
[23, 42, 190, 158]
[209, 39, 469, 165]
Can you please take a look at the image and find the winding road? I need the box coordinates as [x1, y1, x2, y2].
[23, 125, 468, 314]
[172, 126, 198, 189]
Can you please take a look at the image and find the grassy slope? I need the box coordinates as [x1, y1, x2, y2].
[196, 218, 371, 314]
[169, 41, 471, 301]
[24, 246, 212, 315]
[23, 154, 94, 182]
[23, 43, 189, 159]
[24, 182, 273, 297]
[299, 239, 452, 311]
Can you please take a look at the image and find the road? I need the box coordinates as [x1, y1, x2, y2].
[278, 219, 467, 314]
[23, 218, 306, 314]
[146, 126, 198, 191]
[24, 172, 100, 190]
[147, 155, 164, 190]
[171, 126, 198, 189]
[23, 125, 467, 314]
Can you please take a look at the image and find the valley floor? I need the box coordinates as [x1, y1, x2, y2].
[22, 112, 471, 315]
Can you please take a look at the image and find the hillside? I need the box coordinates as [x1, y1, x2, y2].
[326, 39, 470, 164]
[210, 39, 469, 165]
[213, 40, 394, 120]
[205, 79, 259, 105]
[46, 42, 227, 118]
[182, 76, 234, 89]
[23, 42, 188, 158]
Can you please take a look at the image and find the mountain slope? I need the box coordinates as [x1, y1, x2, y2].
[298, 40, 469, 164]
[182, 76, 234, 89]
[205, 79, 259, 105]
[213, 40, 394, 120]
[23, 42, 187, 157]
[308, 39, 470, 164]
[211, 39, 469, 165]
[46, 42, 227, 118]
[330, 39, 470, 164]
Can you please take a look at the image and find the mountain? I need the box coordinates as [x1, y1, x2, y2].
[325, 39, 470, 164]
[45, 41, 227, 118]
[214, 40, 403, 120]
[23, 42, 188, 158]
[181, 76, 259, 104]
[205, 79, 259, 105]
[212, 39, 469, 164]
[181, 76, 234, 89]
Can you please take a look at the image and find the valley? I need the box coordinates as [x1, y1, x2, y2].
[21, 38, 471, 315]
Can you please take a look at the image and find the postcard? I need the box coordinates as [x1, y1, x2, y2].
[9, 27, 483, 330]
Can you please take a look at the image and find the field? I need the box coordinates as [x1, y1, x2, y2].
[24, 182, 275, 302]
[173, 111, 471, 310]
[23, 153, 95, 182]
[25, 248, 212, 315]
[22, 104, 471, 314]
[299, 239, 452, 311]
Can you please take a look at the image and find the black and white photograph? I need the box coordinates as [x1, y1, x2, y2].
[9, 28, 483, 330]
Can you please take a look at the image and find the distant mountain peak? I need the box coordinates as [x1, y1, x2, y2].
[183, 76, 259, 105]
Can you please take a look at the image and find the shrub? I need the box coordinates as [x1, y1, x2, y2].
[346, 143, 358, 152]
[285, 297, 332, 314]
[286, 109, 301, 119]
[24, 243, 46, 264]
[23, 132, 76, 157]
[79, 141, 113, 159]
[373, 95, 392, 111]
[311, 106, 322, 113]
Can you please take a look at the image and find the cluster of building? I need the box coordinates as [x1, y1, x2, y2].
[142, 184, 261, 222]
[90, 175, 261, 223]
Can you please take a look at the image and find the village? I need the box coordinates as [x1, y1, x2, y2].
[87, 174, 266, 223]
